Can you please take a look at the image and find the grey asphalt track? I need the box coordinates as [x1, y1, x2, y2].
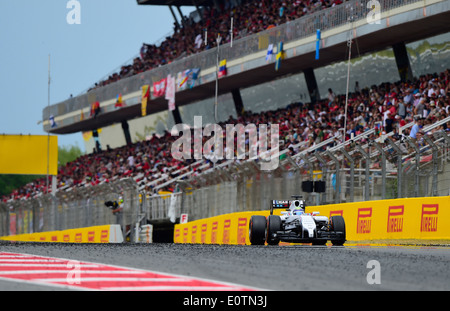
[0, 241, 449, 291]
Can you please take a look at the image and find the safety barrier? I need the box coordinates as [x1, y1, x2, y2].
[174, 196, 450, 244]
[0, 224, 123, 243]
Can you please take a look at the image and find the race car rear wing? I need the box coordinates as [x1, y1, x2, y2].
[270, 196, 305, 215]
[270, 200, 290, 215]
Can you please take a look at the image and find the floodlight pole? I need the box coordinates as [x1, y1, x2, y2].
[214, 34, 222, 124]
[343, 8, 354, 144]
[47, 54, 51, 195]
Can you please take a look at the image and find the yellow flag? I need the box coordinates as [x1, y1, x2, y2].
[141, 85, 150, 116]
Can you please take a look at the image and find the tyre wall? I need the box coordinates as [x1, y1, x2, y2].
[174, 196, 450, 244]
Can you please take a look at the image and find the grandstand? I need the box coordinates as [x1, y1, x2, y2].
[1, 0, 450, 241]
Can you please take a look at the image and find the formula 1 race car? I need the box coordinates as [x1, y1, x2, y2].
[249, 196, 346, 246]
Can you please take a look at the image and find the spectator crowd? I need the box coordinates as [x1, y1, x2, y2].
[88, 0, 345, 90]
[3, 68, 450, 203]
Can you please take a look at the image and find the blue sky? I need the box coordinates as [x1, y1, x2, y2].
[0, 0, 184, 152]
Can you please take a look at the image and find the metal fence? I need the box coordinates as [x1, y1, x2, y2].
[0, 179, 141, 238]
[2, 126, 450, 237]
[175, 120, 450, 222]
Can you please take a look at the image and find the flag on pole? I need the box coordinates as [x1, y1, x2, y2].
[266, 44, 274, 61]
[316, 29, 321, 60]
[141, 85, 150, 116]
[49, 115, 57, 128]
[153, 78, 167, 98]
[165, 74, 176, 111]
[218, 59, 227, 78]
[190, 68, 201, 88]
[115, 94, 125, 108]
[178, 69, 191, 90]
[275, 42, 284, 71]
[90, 101, 101, 118]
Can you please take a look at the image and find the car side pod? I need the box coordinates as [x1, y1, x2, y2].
[249, 215, 267, 245]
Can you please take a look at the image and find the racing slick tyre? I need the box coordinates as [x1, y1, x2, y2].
[249, 215, 267, 245]
[330, 215, 346, 246]
[266, 215, 282, 245]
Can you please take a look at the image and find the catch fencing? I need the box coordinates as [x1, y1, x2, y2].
[2, 126, 450, 238]
[0, 179, 141, 239]
[175, 121, 450, 222]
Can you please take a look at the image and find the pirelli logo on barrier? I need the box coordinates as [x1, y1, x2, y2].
[237, 218, 247, 245]
[330, 210, 343, 217]
[387, 205, 404, 233]
[223, 219, 231, 244]
[357, 208, 372, 234]
[174, 228, 180, 242]
[101, 230, 109, 243]
[421, 204, 438, 232]
[75, 233, 82, 243]
[183, 227, 188, 243]
[211, 221, 218, 244]
[191, 225, 197, 243]
[201, 224, 207, 244]
[88, 231, 95, 242]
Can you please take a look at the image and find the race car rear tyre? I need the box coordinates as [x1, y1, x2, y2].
[249, 215, 267, 245]
[266, 215, 281, 245]
[330, 215, 346, 246]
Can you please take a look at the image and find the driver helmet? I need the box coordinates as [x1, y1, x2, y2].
[291, 200, 305, 215]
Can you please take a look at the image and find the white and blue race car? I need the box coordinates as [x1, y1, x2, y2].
[249, 196, 346, 246]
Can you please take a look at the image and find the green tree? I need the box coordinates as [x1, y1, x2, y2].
[58, 144, 83, 166]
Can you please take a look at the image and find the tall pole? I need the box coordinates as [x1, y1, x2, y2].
[343, 7, 355, 144]
[47, 54, 51, 195]
[214, 34, 221, 123]
[343, 38, 351, 143]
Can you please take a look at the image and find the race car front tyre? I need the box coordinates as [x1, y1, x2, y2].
[330, 215, 346, 246]
[249, 215, 267, 245]
[266, 215, 281, 245]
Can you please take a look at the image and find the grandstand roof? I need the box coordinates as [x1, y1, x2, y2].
[136, 0, 213, 6]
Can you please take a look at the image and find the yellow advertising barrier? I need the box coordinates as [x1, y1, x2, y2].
[0, 225, 123, 243]
[174, 196, 450, 245]
[0, 135, 58, 175]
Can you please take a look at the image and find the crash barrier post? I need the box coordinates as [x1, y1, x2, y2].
[0, 224, 124, 243]
[174, 196, 450, 244]
[137, 224, 153, 243]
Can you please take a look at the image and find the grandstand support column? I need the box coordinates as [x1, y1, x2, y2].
[168, 6, 180, 29]
[176, 6, 187, 27]
[172, 106, 183, 125]
[191, 0, 203, 23]
[121, 120, 132, 146]
[304, 68, 320, 109]
[231, 89, 244, 117]
[392, 42, 414, 82]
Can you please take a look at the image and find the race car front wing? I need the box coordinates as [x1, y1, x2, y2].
[273, 230, 345, 244]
